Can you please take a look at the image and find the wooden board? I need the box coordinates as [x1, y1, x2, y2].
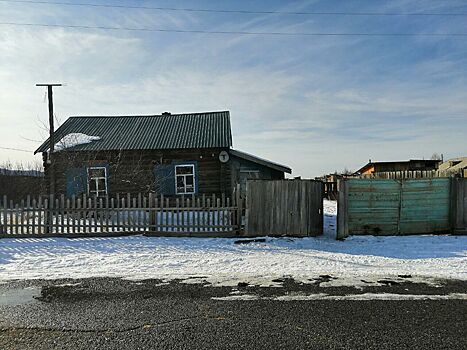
[245, 179, 323, 237]
[0, 193, 240, 238]
[452, 178, 467, 234]
[342, 178, 452, 236]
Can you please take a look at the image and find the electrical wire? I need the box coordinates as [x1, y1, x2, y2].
[0, 21, 466, 37]
[0, 146, 33, 153]
[0, 0, 466, 17]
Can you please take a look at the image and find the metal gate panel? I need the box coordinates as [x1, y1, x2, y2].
[452, 178, 467, 233]
[400, 178, 450, 234]
[347, 179, 400, 235]
[461, 179, 467, 231]
[245, 180, 323, 237]
[340, 178, 452, 237]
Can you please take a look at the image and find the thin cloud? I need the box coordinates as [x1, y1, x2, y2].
[0, 0, 466, 175]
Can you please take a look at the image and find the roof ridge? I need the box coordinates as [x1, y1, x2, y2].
[68, 111, 230, 119]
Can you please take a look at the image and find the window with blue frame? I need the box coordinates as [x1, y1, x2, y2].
[87, 166, 108, 197]
[175, 164, 195, 195]
[154, 161, 198, 196]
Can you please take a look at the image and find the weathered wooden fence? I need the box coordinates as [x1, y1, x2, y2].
[359, 170, 464, 179]
[245, 179, 323, 237]
[0, 192, 242, 238]
[451, 178, 467, 234]
[337, 177, 460, 238]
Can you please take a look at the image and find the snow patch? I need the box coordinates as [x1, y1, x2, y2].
[212, 294, 260, 301]
[54, 133, 100, 151]
[0, 200, 466, 284]
[213, 293, 467, 301]
[0, 234, 465, 283]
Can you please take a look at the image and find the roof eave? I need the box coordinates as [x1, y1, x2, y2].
[230, 149, 292, 174]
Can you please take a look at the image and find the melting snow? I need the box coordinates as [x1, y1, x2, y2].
[213, 293, 467, 301]
[0, 200, 466, 284]
[54, 133, 100, 151]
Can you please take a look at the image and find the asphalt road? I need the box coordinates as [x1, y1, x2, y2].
[0, 277, 466, 349]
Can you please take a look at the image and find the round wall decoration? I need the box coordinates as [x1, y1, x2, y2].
[219, 151, 230, 163]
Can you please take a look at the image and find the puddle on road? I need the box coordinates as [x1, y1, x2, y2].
[0, 287, 41, 306]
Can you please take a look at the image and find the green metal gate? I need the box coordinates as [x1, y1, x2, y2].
[338, 178, 451, 237]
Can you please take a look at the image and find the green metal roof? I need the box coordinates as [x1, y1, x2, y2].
[35, 111, 232, 153]
[229, 149, 292, 174]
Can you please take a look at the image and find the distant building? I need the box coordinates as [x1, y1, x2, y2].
[438, 157, 467, 177]
[355, 159, 440, 175]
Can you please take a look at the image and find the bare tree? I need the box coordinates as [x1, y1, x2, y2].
[332, 168, 354, 176]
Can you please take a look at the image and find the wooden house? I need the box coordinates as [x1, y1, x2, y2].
[34, 111, 291, 197]
[356, 159, 440, 176]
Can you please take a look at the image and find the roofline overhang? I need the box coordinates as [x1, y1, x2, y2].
[229, 149, 292, 174]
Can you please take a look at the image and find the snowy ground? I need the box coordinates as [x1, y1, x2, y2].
[0, 200, 466, 285]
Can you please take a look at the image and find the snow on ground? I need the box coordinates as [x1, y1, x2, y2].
[0, 200, 466, 284]
[213, 293, 467, 301]
[54, 133, 100, 151]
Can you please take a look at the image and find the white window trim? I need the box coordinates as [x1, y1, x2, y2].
[175, 164, 196, 195]
[87, 166, 108, 197]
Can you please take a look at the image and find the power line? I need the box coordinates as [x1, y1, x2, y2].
[1, 0, 466, 16]
[0, 146, 33, 153]
[1, 21, 466, 37]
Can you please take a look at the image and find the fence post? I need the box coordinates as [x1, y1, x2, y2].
[337, 179, 348, 240]
[31, 197, 36, 236]
[47, 194, 55, 235]
[37, 196, 43, 235]
[1, 195, 6, 236]
[149, 193, 155, 232]
[25, 196, 30, 235]
[44, 197, 50, 235]
[236, 183, 242, 234]
[450, 178, 459, 233]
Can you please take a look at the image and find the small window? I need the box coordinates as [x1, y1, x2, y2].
[175, 164, 195, 194]
[88, 166, 108, 197]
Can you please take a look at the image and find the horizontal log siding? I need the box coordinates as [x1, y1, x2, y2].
[44, 148, 231, 196]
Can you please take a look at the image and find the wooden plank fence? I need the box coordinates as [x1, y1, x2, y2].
[451, 178, 467, 234]
[338, 177, 463, 238]
[0, 191, 243, 238]
[359, 169, 464, 179]
[245, 179, 323, 237]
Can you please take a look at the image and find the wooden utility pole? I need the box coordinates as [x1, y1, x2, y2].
[36, 83, 62, 196]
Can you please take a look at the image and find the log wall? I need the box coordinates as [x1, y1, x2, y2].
[44, 148, 231, 196]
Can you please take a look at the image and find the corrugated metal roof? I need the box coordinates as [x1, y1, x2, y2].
[35, 111, 232, 153]
[230, 149, 292, 174]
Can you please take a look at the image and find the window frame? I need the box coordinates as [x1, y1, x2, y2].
[174, 164, 196, 195]
[87, 166, 108, 197]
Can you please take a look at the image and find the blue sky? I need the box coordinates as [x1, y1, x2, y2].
[0, 0, 466, 177]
